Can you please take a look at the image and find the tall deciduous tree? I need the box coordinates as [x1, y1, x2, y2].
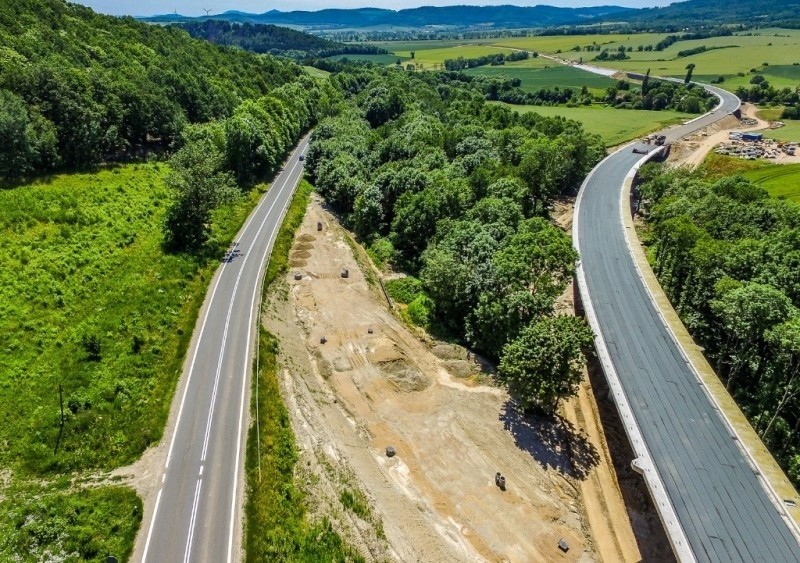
[499, 316, 594, 413]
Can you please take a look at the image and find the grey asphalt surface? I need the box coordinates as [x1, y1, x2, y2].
[576, 87, 800, 561]
[139, 135, 310, 563]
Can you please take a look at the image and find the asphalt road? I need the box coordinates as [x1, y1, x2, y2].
[575, 88, 800, 562]
[139, 135, 310, 563]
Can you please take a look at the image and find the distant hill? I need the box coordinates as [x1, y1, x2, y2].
[141, 0, 800, 32]
[621, 0, 800, 28]
[178, 20, 387, 58]
[142, 5, 635, 30]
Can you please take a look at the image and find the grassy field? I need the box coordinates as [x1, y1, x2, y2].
[492, 102, 692, 146]
[466, 64, 615, 93]
[0, 483, 141, 561]
[303, 65, 331, 79]
[753, 107, 800, 142]
[366, 30, 800, 88]
[702, 152, 800, 201]
[328, 53, 402, 65]
[561, 29, 800, 79]
[0, 162, 281, 558]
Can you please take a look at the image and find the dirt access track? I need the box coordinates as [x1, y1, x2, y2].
[262, 194, 642, 562]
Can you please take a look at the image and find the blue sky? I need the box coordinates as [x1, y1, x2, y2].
[79, 1, 670, 18]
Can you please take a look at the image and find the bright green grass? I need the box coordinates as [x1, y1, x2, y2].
[0, 483, 141, 562]
[0, 163, 274, 475]
[482, 33, 672, 56]
[328, 53, 403, 65]
[395, 44, 516, 67]
[582, 30, 800, 78]
[702, 152, 800, 201]
[742, 164, 800, 201]
[466, 64, 615, 92]
[303, 65, 331, 79]
[492, 102, 692, 146]
[754, 107, 800, 142]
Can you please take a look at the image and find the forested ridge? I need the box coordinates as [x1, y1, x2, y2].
[639, 165, 800, 486]
[178, 20, 388, 59]
[0, 0, 310, 179]
[307, 67, 602, 412]
[0, 1, 338, 560]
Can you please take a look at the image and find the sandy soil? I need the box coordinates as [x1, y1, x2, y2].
[668, 103, 800, 168]
[263, 194, 603, 562]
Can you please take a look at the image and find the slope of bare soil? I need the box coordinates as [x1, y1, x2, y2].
[263, 195, 598, 562]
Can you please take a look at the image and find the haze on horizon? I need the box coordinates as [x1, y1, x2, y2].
[79, 0, 671, 18]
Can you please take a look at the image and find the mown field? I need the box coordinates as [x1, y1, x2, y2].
[466, 64, 616, 94]
[491, 102, 691, 146]
[556, 28, 800, 79]
[364, 30, 800, 90]
[0, 163, 275, 560]
[702, 153, 800, 201]
[752, 107, 800, 142]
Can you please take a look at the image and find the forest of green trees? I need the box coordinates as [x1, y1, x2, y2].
[178, 20, 388, 59]
[638, 164, 800, 486]
[0, 0, 309, 180]
[307, 67, 602, 412]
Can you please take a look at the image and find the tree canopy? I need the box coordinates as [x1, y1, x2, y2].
[639, 164, 800, 487]
[308, 65, 601, 409]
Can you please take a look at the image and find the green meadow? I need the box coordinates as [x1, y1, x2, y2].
[365, 30, 800, 88]
[491, 102, 692, 146]
[0, 163, 275, 559]
[466, 64, 615, 93]
[702, 153, 800, 202]
[558, 29, 800, 79]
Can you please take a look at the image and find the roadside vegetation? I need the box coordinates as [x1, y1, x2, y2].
[245, 179, 362, 561]
[0, 483, 141, 561]
[638, 164, 800, 486]
[307, 66, 600, 413]
[0, 0, 332, 559]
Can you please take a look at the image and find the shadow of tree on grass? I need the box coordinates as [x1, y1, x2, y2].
[500, 399, 600, 481]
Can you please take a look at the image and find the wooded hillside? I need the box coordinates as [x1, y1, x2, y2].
[0, 0, 305, 179]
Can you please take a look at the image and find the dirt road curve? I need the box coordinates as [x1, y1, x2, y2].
[263, 195, 605, 562]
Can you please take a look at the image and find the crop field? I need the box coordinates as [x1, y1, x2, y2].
[702, 153, 800, 201]
[0, 163, 273, 559]
[467, 64, 615, 93]
[561, 29, 800, 79]
[491, 101, 691, 146]
[367, 30, 800, 88]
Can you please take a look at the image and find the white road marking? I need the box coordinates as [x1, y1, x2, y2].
[141, 488, 163, 563]
[199, 147, 306, 464]
[227, 149, 307, 563]
[184, 478, 203, 563]
[141, 139, 307, 562]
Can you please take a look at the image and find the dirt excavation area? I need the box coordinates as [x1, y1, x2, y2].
[668, 103, 800, 168]
[261, 194, 656, 562]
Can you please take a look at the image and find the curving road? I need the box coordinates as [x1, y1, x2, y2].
[574, 85, 800, 562]
[137, 135, 310, 563]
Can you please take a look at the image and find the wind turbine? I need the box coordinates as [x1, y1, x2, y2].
[203, 8, 212, 16]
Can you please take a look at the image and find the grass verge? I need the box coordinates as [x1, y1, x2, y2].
[245, 180, 363, 562]
[0, 482, 141, 562]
